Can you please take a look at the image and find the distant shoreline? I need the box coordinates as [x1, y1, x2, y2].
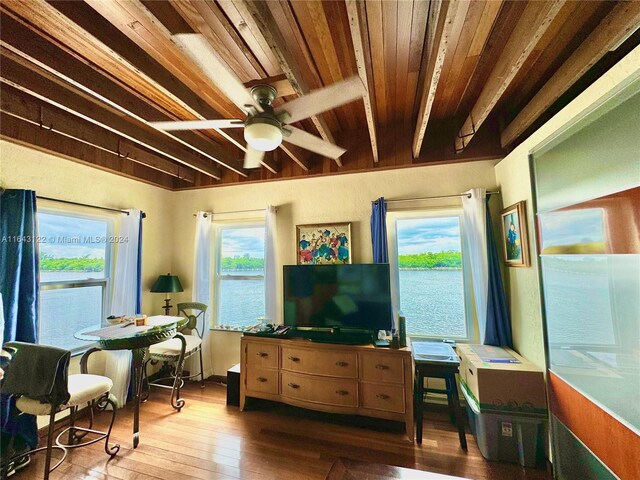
[399, 267, 462, 271]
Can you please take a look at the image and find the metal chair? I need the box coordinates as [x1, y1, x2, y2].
[144, 302, 207, 411]
[1, 344, 119, 480]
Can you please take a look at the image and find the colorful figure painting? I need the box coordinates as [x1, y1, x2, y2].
[500, 201, 530, 267]
[296, 223, 352, 265]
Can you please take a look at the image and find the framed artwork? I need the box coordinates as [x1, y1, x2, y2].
[500, 201, 530, 267]
[296, 223, 352, 265]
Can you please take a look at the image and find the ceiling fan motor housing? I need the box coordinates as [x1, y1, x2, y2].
[244, 85, 283, 151]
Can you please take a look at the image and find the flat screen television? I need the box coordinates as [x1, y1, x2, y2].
[283, 264, 392, 331]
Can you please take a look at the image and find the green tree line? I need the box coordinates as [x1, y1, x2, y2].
[40, 254, 104, 272]
[220, 255, 264, 270]
[398, 251, 462, 269]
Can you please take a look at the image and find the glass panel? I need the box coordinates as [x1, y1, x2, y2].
[40, 285, 103, 350]
[38, 213, 109, 282]
[396, 217, 467, 337]
[220, 227, 265, 275]
[218, 226, 265, 327]
[534, 85, 640, 432]
[218, 278, 265, 328]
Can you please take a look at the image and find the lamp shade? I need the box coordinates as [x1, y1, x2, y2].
[150, 274, 183, 293]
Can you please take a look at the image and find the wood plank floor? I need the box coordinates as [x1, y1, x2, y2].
[15, 383, 551, 479]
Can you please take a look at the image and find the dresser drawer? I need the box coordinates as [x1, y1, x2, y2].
[361, 383, 405, 413]
[281, 372, 358, 407]
[282, 346, 357, 378]
[246, 342, 279, 369]
[360, 353, 404, 385]
[246, 367, 279, 395]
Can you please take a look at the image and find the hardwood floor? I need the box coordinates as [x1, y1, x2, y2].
[15, 383, 551, 479]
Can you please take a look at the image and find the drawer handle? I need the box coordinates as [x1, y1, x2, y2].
[287, 383, 300, 389]
[256, 377, 267, 383]
[256, 352, 269, 358]
[335, 390, 349, 396]
[375, 364, 390, 370]
[376, 393, 391, 400]
[335, 361, 349, 367]
[287, 356, 300, 362]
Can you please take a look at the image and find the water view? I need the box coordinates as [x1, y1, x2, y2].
[399, 269, 465, 337]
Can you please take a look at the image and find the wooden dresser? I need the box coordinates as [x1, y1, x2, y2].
[240, 336, 414, 441]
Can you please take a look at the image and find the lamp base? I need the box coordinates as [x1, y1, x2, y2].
[162, 298, 173, 316]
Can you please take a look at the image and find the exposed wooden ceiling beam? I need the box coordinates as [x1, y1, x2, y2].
[345, 0, 378, 163]
[244, 74, 296, 98]
[279, 144, 312, 172]
[237, 0, 342, 167]
[0, 15, 247, 177]
[501, 1, 640, 148]
[169, 0, 266, 80]
[0, 55, 223, 179]
[454, 0, 566, 152]
[85, 0, 283, 174]
[412, 0, 463, 158]
[179, 0, 321, 171]
[84, 0, 240, 119]
[1, 113, 180, 190]
[1, 86, 195, 183]
[0, 0, 249, 175]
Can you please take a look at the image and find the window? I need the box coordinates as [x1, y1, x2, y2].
[392, 213, 471, 339]
[214, 224, 265, 328]
[38, 211, 113, 350]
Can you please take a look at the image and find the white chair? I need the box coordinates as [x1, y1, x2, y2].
[1, 345, 119, 480]
[144, 302, 207, 411]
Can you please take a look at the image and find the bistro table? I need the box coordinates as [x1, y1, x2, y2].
[75, 315, 186, 448]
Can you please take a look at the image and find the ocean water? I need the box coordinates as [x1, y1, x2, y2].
[40, 271, 103, 349]
[398, 270, 466, 337]
[38, 269, 468, 348]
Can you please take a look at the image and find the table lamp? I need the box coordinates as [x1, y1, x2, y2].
[150, 273, 183, 315]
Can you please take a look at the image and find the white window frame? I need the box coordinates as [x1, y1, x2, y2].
[387, 208, 476, 342]
[212, 221, 265, 328]
[38, 207, 115, 352]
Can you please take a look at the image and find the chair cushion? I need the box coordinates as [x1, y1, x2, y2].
[16, 374, 113, 415]
[149, 335, 202, 359]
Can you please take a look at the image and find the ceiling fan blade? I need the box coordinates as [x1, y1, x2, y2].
[243, 146, 265, 169]
[275, 76, 364, 124]
[283, 126, 346, 159]
[172, 33, 259, 112]
[149, 120, 243, 131]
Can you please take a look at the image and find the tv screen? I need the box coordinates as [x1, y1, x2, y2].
[283, 264, 393, 331]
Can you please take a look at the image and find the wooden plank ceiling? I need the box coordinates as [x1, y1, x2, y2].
[1, 0, 638, 190]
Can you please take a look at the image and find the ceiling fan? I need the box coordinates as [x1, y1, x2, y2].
[149, 34, 365, 169]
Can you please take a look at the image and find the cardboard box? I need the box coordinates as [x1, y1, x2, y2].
[457, 344, 547, 416]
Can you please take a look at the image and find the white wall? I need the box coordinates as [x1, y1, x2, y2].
[0, 141, 174, 316]
[494, 45, 640, 369]
[171, 160, 499, 375]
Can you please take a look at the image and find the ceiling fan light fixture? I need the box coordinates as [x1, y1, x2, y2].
[244, 120, 283, 152]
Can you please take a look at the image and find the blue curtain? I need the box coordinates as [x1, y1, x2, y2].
[484, 195, 513, 347]
[370, 197, 388, 263]
[0, 189, 40, 450]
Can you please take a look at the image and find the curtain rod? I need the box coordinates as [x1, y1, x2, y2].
[371, 190, 500, 205]
[38, 196, 146, 218]
[193, 207, 277, 218]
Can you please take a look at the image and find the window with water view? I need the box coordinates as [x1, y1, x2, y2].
[38, 211, 112, 350]
[216, 225, 265, 328]
[395, 215, 469, 338]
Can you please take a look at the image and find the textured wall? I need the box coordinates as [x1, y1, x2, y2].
[171, 160, 500, 374]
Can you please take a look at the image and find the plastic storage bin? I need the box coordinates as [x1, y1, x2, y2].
[461, 382, 546, 467]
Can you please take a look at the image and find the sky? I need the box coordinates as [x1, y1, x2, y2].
[38, 213, 108, 258]
[396, 217, 461, 255]
[221, 227, 265, 258]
